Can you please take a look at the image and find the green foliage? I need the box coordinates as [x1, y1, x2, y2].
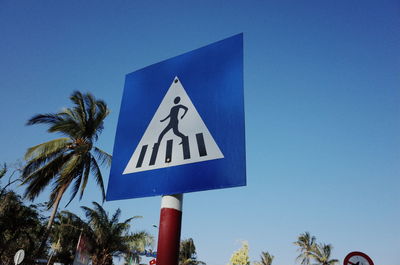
[22, 91, 111, 208]
[58, 202, 152, 265]
[294, 232, 338, 265]
[308, 243, 339, 265]
[0, 190, 47, 264]
[254, 252, 274, 265]
[294, 232, 316, 265]
[21, 91, 111, 254]
[50, 211, 87, 265]
[179, 238, 205, 265]
[125, 231, 155, 265]
[228, 241, 250, 265]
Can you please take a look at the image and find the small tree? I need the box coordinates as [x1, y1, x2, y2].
[294, 232, 316, 265]
[308, 244, 338, 265]
[228, 241, 250, 265]
[50, 211, 87, 265]
[125, 231, 154, 265]
[64, 202, 152, 265]
[254, 252, 274, 265]
[179, 238, 205, 265]
[0, 162, 47, 263]
[0, 191, 47, 264]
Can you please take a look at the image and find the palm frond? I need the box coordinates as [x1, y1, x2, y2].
[79, 156, 92, 200]
[48, 118, 81, 138]
[127, 231, 154, 251]
[22, 153, 72, 201]
[112, 222, 131, 237]
[91, 201, 108, 222]
[49, 162, 82, 208]
[59, 210, 83, 223]
[307, 243, 338, 265]
[23, 146, 68, 177]
[85, 93, 96, 124]
[58, 108, 81, 123]
[60, 153, 82, 178]
[26, 113, 62, 126]
[25, 138, 70, 161]
[90, 156, 106, 201]
[92, 100, 109, 139]
[260, 251, 274, 265]
[70, 91, 87, 127]
[49, 154, 85, 207]
[93, 147, 112, 167]
[81, 205, 103, 232]
[63, 167, 84, 208]
[111, 208, 122, 224]
[122, 216, 142, 225]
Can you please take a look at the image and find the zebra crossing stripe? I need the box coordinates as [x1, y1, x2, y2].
[136, 145, 148, 168]
[182, 136, 190, 160]
[149, 143, 159, 166]
[165, 140, 173, 163]
[196, 133, 207, 157]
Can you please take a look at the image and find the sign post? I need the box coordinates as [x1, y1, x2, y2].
[156, 194, 183, 265]
[107, 33, 245, 265]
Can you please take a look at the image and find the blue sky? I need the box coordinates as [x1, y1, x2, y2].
[1, 1, 399, 265]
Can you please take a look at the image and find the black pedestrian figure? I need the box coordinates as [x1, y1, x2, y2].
[157, 96, 188, 144]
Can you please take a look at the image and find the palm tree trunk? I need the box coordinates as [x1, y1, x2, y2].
[36, 184, 68, 258]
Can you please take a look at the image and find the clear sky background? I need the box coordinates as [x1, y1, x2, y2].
[1, 1, 399, 265]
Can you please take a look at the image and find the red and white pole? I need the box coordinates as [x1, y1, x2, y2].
[156, 194, 183, 265]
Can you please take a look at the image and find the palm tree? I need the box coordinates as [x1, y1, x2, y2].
[294, 232, 316, 265]
[255, 252, 274, 265]
[51, 203, 152, 265]
[21, 91, 111, 250]
[126, 231, 154, 265]
[50, 211, 87, 265]
[179, 238, 205, 265]
[79, 202, 152, 265]
[308, 244, 338, 265]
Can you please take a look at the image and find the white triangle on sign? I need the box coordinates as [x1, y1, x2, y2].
[123, 76, 224, 174]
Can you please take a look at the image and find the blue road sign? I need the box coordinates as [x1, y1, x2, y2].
[106, 33, 246, 201]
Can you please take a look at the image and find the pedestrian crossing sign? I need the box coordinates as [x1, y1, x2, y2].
[123, 76, 224, 174]
[106, 33, 246, 201]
